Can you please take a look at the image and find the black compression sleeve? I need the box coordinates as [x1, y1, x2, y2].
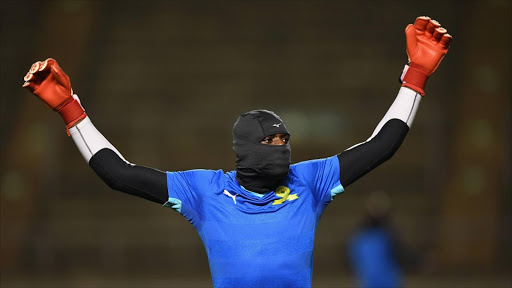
[89, 148, 168, 204]
[338, 119, 409, 188]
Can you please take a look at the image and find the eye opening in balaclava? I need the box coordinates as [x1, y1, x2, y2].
[233, 110, 291, 193]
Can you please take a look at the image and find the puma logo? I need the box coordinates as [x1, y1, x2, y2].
[272, 123, 282, 127]
[223, 190, 238, 204]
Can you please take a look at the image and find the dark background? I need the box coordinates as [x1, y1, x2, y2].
[1, 0, 511, 287]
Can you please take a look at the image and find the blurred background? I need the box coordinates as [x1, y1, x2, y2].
[1, 0, 510, 287]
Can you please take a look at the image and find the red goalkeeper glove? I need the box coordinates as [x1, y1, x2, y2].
[401, 16, 452, 96]
[23, 58, 86, 134]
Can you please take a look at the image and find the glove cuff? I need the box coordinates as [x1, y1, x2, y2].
[401, 64, 429, 96]
[56, 98, 87, 135]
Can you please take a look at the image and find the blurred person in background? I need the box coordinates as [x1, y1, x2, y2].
[347, 190, 427, 288]
[21, 16, 450, 288]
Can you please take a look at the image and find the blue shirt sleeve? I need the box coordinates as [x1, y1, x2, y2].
[165, 169, 225, 219]
[291, 155, 344, 205]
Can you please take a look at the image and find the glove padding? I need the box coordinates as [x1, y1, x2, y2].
[402, 16, 452, 96]
[23, 58, 86, 133]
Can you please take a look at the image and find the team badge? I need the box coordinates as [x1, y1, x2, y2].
[272, 186, 298, 205]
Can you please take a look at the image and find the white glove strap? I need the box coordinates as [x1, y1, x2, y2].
[69, 116, 128, 163]
[400, 64, 410, 83]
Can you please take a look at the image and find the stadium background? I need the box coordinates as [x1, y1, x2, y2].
[1, 0, 510, 287]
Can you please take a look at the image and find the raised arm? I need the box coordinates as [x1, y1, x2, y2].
[22, 59, 168, 204]
[338, 16, 452, 188]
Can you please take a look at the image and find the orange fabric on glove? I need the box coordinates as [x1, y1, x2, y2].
[402, 16, 452, 95]
[23, 58, 86, 133]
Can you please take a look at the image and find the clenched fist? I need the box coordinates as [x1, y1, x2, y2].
[23, 58, 86, 133]
[402, 16, 452, 95]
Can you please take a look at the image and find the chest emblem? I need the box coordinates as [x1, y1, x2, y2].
[272, 186, 298, 205]
[223, 190, 238, 204]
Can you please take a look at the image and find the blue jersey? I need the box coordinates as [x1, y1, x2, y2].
[166, 156, 343, 288]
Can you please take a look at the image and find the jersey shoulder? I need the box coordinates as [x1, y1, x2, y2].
[289, 155, 339, 177]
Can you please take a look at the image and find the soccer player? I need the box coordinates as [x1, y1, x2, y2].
[22, 16, 451, 288]
[347, 190, 424, 288]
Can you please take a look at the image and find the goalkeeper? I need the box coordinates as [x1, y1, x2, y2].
[22, 16, 451, 288]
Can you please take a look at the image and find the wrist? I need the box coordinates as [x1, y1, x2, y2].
[56, 97, 87, 134]
[401, 63, 429, 96]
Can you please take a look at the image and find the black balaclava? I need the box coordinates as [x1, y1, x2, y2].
[233, 110, 291, 193]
